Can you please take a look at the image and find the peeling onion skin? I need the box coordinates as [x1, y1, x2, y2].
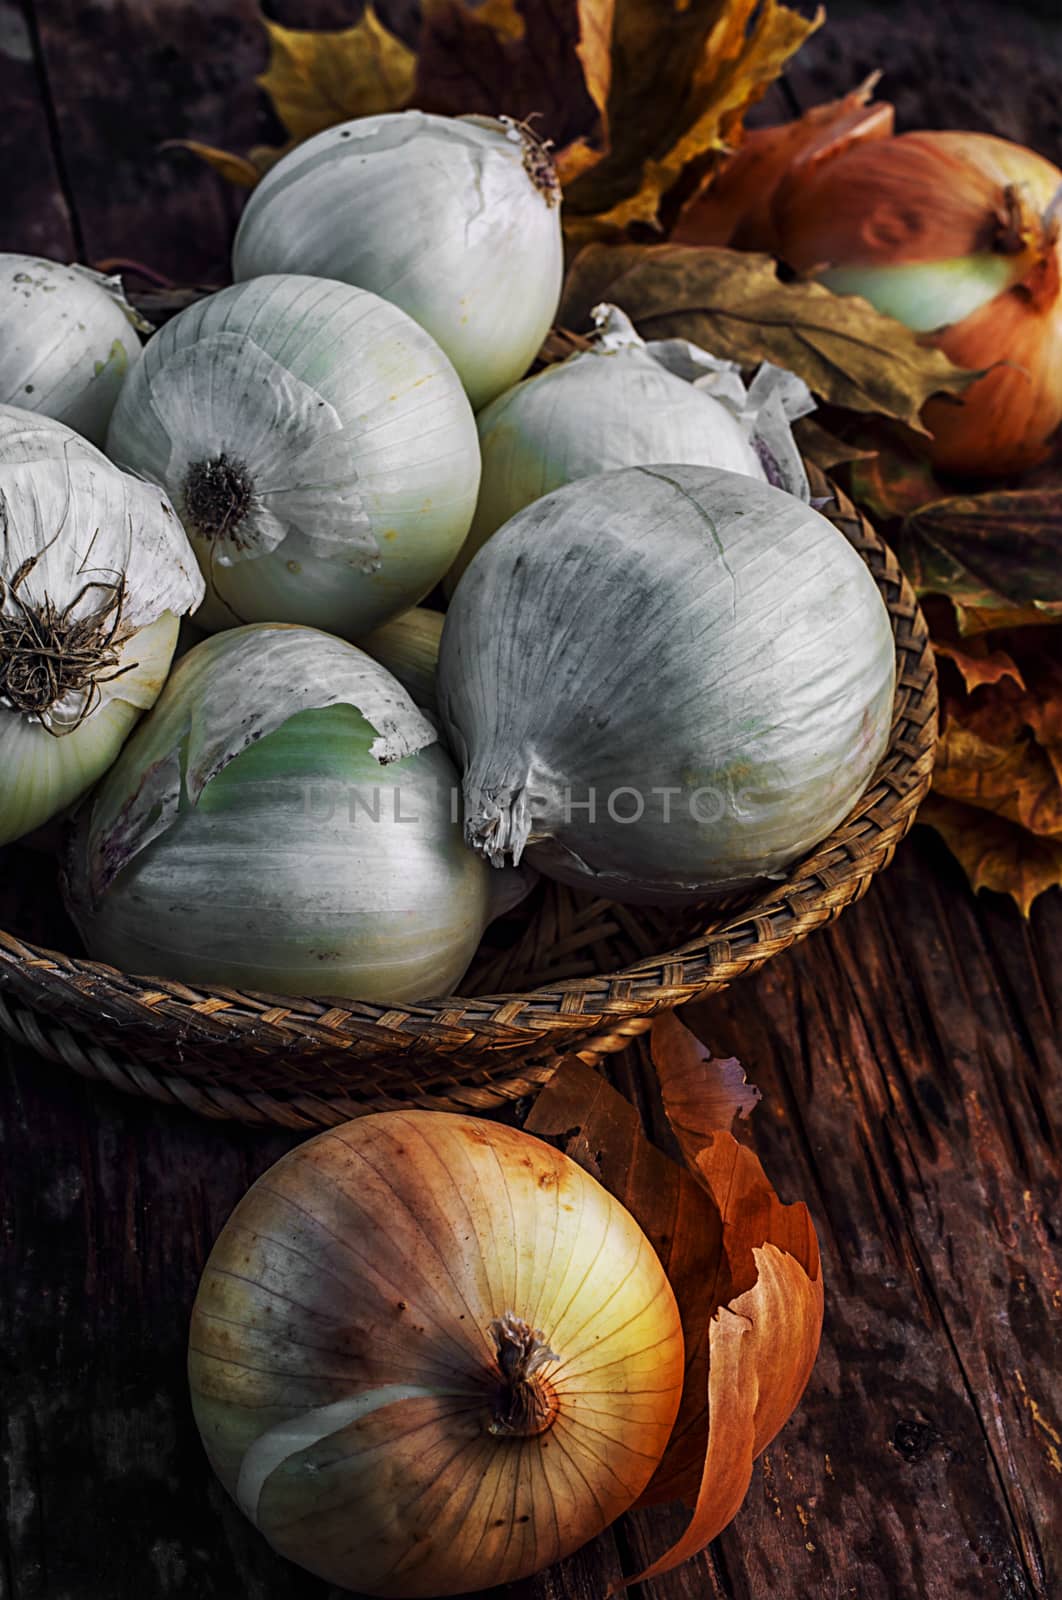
[105, 275, 481, 641]
[232, 112, 564, 411]
[188, 1111, 685, 1597]
[446, 333, 767, 591]
[440, 465, 896, 904]
[65, 625, 493, 1004]
[0, 255, 143, 447]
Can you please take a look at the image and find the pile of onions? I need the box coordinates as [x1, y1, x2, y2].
[232, 112, 564, 411]
[0, 255, 145, 447]
[189, 1109, 685, 1596]
[0, 407, 203, 847]
[65, 625, 502, 1003]
[440, 464, 895, 903]
[447, 303, 814, 589]
[105, 274, 480, 640]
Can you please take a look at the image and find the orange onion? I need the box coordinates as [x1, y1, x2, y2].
[188, 1111, 685, 1596]
[674, 75, 895, 256]
[767, 129, 1062, 475]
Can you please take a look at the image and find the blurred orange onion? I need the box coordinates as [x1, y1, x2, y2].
[683, 121, 1062, 477]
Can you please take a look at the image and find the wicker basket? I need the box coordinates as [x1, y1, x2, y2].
[0, 469, 936, 1128]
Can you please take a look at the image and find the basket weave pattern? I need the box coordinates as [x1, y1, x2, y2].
[0, 471, 937, 1128]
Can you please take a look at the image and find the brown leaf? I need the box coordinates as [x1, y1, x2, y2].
[791, 416, 877, 474]
[561, 242, 978, 430]
[933, 639, 1025, 694]
[922, 639, 1062, 912]
[920, 796, 1062, 916]
[672, 73, 894, 253]
[562, 0, 821, 234]
[161, 139, 263, 189]
[526, 1054, 822, 1581]
[892, 468, 1062, 615]
[650, 1011, 761, 1169]
[934, 722, 1062, 839]
[259, 9, 417, 143]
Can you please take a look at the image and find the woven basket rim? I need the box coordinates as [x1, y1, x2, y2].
[0, 466, 937, 1124]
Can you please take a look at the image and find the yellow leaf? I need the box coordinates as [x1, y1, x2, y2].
[564, 0, 822, 232]
[468, 0, 526, 41]
[162, 140, 263, 189]
[574, 0, 615, 120]
[258, 8, 416, 143]
[921, 797, 1062, 917]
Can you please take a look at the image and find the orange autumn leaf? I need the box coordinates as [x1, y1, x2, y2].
[673, 72, 894, 253]
[933, 639, 1025, 693]
[162, 139, 264, 188]
[650, 1008, 761, 1173]
[527, 1041, 822, 1586]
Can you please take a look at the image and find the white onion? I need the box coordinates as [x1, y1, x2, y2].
[232, 112, 563, 411]
[105, 274, 481, 640]
[361, 605, 444, 715]
[0, 406, 203, 847]
[65, 624, 497, 1003]
[447, 306, 814, 588]
[439, 465, 895, 904]
[0, 255, 146, 447]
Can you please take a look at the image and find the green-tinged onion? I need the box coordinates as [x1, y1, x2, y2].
[0, 406, 203, 847]
[440, 465, 895, 904]
[447, 305, 814, 589]
[105, 275, 480, 640]
[65, 624, 498, 1003]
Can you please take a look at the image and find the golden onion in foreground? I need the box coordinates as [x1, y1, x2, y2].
[189, 1111, 685, 1597]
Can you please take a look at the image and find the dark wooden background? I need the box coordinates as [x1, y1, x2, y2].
[2, 3, 1061, 1598]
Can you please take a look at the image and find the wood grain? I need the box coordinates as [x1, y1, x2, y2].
[1, 833, 1058, 1600]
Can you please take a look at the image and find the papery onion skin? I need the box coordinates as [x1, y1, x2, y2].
[188, 1110, 685, 1597]
[0, 407, 203, 847]
[0, 255, 143, 447]
[770, 131, 1062, 475]
[105, 275, 481, 640]
[231, 112, 564, 411]
[440, 464, 895, 904]
[446, 326, 767, 590]
[361, 606, 445, 716]
[65, 625, 492, 1003]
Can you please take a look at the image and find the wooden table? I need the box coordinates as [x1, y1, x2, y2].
[2, 4, 1060, 1598]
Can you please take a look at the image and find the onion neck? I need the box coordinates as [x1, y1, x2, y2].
[487, 1312, 559, 1438]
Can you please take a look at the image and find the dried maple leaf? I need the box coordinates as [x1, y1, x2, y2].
[527, 1038, 822, 1584]
[560, 242, 978, 431]
[932, 639, 1025, 693]
[562, 0, 822, 237]
[258, 10, 417, 142]
[922, 637, 1062, 912]
[920, 797, 1062, 916]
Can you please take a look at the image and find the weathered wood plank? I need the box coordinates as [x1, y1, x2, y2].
[0, 2, 75, 258]
[1, 834, 1058, 1600]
